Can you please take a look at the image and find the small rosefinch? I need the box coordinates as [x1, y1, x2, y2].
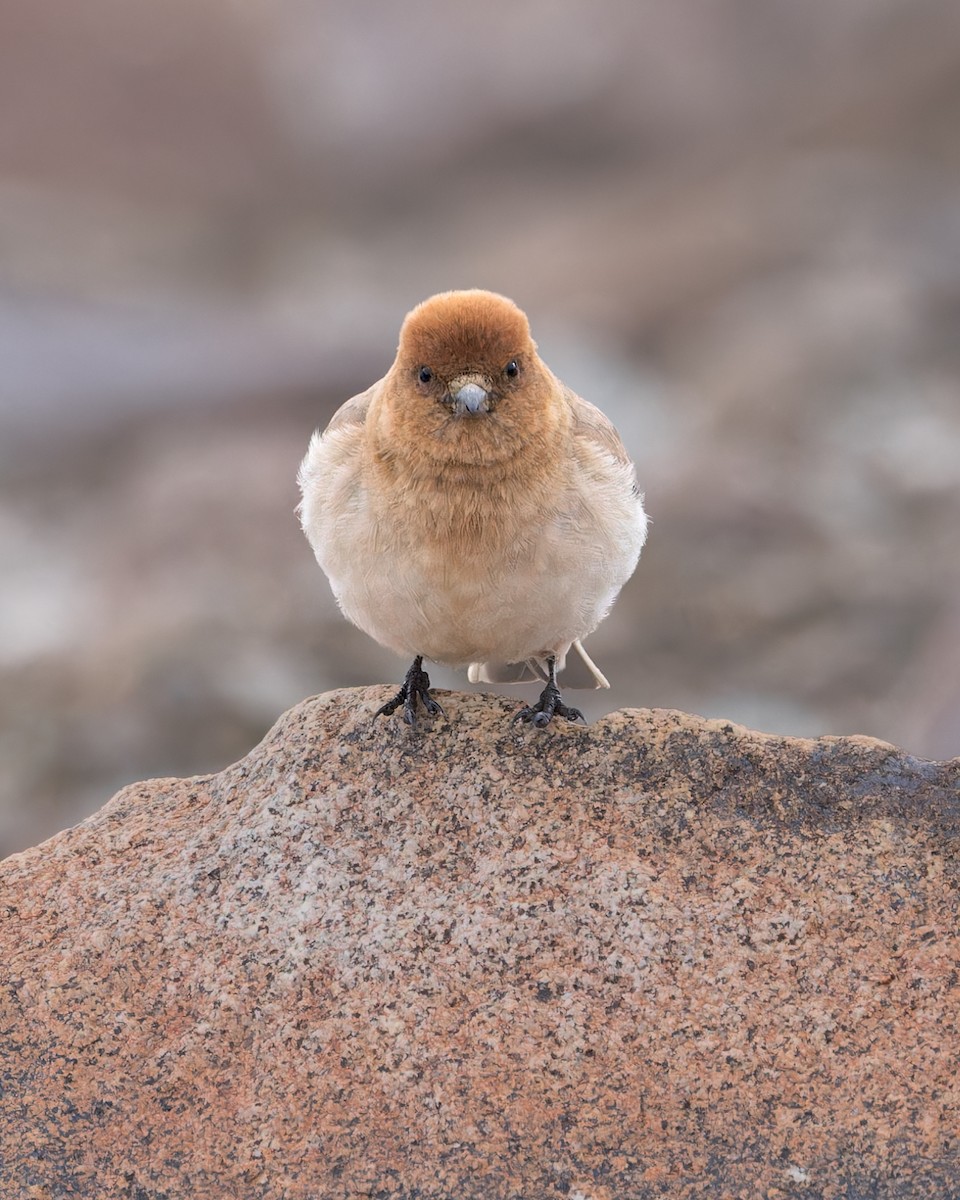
[298, 290, 647, 726]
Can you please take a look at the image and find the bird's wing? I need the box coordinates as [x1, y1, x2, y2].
[564, 386, 635, 472]
[323, 381, 379, 434]
[296, 381, 380, 515]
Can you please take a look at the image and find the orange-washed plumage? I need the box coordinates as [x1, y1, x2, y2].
[297, 289, 648, 726]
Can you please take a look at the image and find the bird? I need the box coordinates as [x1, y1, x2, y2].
[297, 289, 648, 727]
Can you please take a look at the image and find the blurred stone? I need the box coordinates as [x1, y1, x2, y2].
[1, 690, 959, 1197]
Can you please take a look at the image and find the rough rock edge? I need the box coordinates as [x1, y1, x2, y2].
[2, 688, 959, 1200]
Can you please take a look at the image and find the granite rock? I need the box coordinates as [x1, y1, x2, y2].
[2, 688, 959, 1199]
[5, 2, 960, 857]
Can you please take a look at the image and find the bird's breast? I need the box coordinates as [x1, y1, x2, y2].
[307, 430, 644, 667]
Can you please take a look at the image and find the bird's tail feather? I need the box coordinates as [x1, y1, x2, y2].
[468, 639, 609, 689]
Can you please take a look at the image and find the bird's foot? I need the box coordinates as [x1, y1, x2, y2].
[513, 680, 585, 728]
[375, 657, 445, 725]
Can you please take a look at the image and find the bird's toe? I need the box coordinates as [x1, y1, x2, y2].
[558, 703, 585, 724]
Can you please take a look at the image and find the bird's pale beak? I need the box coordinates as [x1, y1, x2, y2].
[451, 382, 491, 415]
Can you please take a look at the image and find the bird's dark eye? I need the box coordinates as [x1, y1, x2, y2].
[418, 366, 434, 384]
[504, 360, 520, 378]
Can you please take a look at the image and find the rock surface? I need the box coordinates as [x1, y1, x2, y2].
[2, 688, 959, 1199]
[5, 2, 960, 856]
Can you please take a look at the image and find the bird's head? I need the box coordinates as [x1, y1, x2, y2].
[375, 290, 568, 471]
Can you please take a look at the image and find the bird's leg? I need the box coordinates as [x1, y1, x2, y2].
[512, 655, 585, 728]
[375, 655, 445, 725]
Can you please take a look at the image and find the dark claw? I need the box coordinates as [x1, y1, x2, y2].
[375, 656, 444, 726]
[513, 674, 585, 728]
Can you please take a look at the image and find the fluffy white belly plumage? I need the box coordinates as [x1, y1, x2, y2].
[300, 429, 646, 672]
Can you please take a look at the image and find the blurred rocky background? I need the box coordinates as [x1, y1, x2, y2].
[2, 0, 959, 854]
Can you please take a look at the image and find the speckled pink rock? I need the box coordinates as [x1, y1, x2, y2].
[2, 688, 959, 1198]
